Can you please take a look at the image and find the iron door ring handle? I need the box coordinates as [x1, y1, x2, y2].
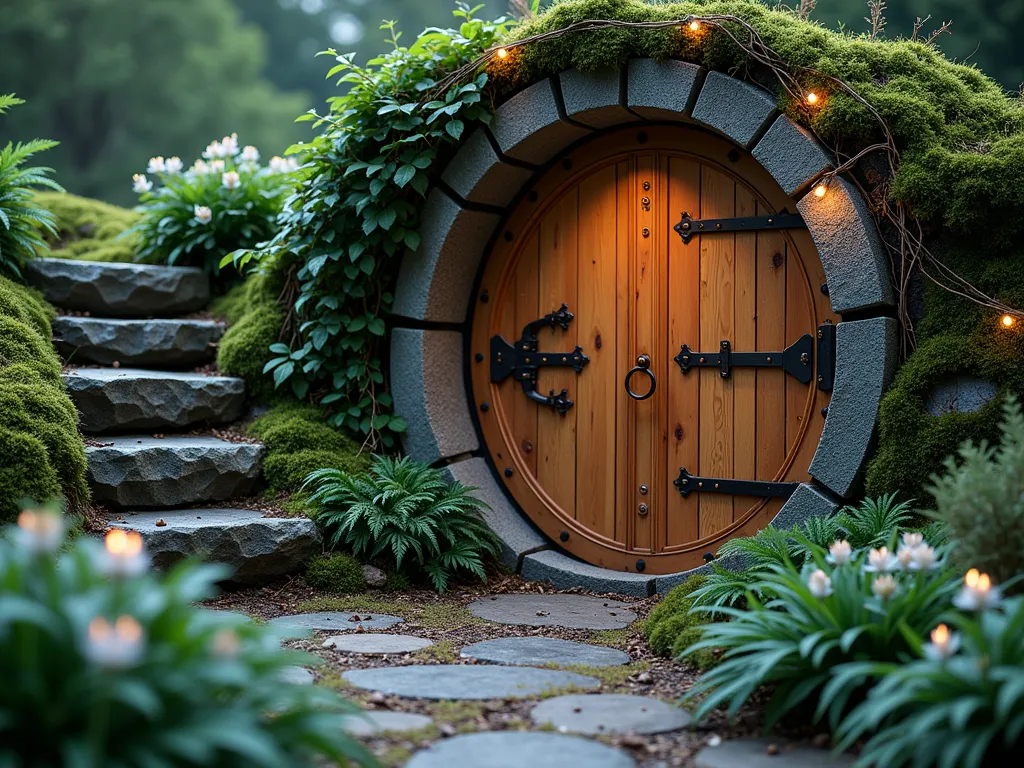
[625, 355, 656, 401]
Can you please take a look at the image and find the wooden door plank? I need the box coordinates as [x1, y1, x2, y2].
[511, 231, 540, 477]
[698, 166, 735, 539]
[664, 155, 701, 548]
[614, 160, 632, 546]
[536, 189, 579, 516]
[733, 187, 758, 522]
[575, 164, 619, 538]
[755, 228, 788, 481]
[785, 240, 811, 467]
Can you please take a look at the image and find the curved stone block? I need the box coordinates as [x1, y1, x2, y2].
[559, 68, 633, 129]
[64, 368, 245, 434]
[810, 317, 899, 498]
[627, 58, 702, 121]
[87, 436, 264, 508]
[53, 317, 224, 367]
[692, 70, 777, 146]
[798, 176, 896, 312]
[25, 258, 209, 317]
[490, 78, 592, 165]
[441, 128, 535, 208]
[390, 329, 477, 463]
[521, 549, 655, 598]
[109, 509, 320, 584]
[443, 457, 547, 570]
[752, 115, 833, 196]
[392, 189, 499, 323]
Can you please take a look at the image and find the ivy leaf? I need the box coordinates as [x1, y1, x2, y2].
[273, 362, 295, 389]
[349, 242, 365, 261]
[403, 230, 421, 251]
[268, 344, 291, 355]
[393, 164, 417, 188]
[445, 120, 464, 140]
[389, 416, 408, 433]
[291, 377, 310, 399]
[348, 316, 368, 332]
[368, 317, 386, 336]
[371, 414, 391, 429]
[377, 207, 397, 231]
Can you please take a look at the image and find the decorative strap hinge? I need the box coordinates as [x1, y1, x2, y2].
[674, 333, 814, 384]
[674, 209, 807, 244]
[673, 468, 799, 499]
[490, 303, 590, 415]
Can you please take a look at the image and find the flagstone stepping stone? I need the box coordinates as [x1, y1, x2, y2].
[323, 633, 433, 654]
[694, 739, 854, 768]
[405, 731, 635, 767]
[467, 594, 637, 630]
[269, 611, 403, 633]
[52, 316, 224, 368]
[461, 637, 629, 667]
[342, 664, 600, 700]
[278, 666, 314, 685]
[341, 710, 434, 736]
[531, 693, 690, 735]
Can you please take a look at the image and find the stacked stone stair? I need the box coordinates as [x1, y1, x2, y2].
[27, 258, 319, 582]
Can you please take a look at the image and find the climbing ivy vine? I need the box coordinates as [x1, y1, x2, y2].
[228, 4, 511, 449]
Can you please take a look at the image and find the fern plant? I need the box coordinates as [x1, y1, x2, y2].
[304, 456, 501, 592]
[0, 94, 62, 279]
[928, 396, 1024, 588]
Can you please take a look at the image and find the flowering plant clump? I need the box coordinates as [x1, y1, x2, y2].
[682, 529, 959, 730]
[127, 134, 296, 278]
[0, 505, 374, 767]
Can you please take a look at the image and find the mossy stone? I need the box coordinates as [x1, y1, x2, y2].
[33, 191, 141, 263]
[305, 553, 367, 594]
[217, 304, 283, 402]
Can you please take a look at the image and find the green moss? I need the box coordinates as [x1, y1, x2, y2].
[304, 553, 366, 594]
[33, 191, 142, 263]
[215, 277, 285, 401]
[248, 403, 369, 493]
[641, 575, 718, 664]
[0, 276, 88, 521]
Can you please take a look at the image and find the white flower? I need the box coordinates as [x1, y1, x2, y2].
[902, 532, 924, 549]
[908, 545, 938, 572]
[84, 615, 145, 669]
[210, 160, 225, 173]
[269, 155, 287, 173]
[164, 156, 183, 174]
[871, 574, 899, 600]
[132, 173, 153, 194]
[922, 623, 961, 662]
[221, 171, 241, 190]
[953, 568, 1002, 611]
[807, 569, 833, 598]
[897, 546, 915, 570]
[203, 140, 224, 159]
[194, 205, 213, 224]
[14, 508, 65, 554]
[286, 156, 299, 171]
[221, 133, 240, 156]
[240, 145, 260, 163]
[97, 529, 148, 577]
[826, 539, 853, 566]
[146, 156, 166, 174]
[864, 546, 898, 573]
[189, 159, 210, 176]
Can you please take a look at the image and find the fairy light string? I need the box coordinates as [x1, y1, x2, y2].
[429, 14, 1022, 356]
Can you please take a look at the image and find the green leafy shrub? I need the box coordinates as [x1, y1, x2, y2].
[0, 276, 87, 521]
[642, 575, 718, 668]
[692, 494, 919, 609]
[214, 276, 286, 401]
[129, 136, 293, 278]
[227, 5, 510, 449]
[0, 508, 374, 766]
[0, 94, 61, 279]
[834, 596, 1024, 768]
[683, 532, 958, 731]
[33, 190, 141, 262]
[247, 403, 369, 493]
[305, 456, 501, 593]
[927, 397, 1024, 589]
[305, 552, 366, 594]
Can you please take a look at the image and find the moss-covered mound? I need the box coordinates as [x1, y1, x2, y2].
[503, 0, 1024, 496]
[213, 275, 286, 403]
[247, 402, 370, 494]
[33, 191, 141, 263]
[641, 575, 717, 668]
[305, 553, 366, 594]
[0, 276, 88, 521]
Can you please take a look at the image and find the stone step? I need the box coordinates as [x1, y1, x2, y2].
[108, 508, 319, 584]
[87, 436, 263, 508]
[25, 258, 209, 317]
[53, 317, 224, 368]
[64, 368, 245, 434]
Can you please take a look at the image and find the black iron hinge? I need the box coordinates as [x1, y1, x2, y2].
[674, 334, 814, 384]
[816, 320, 836, 393]
[490, 304, 590, 415]
[673, 468, 799, 499]
[674, 209, 807, 245]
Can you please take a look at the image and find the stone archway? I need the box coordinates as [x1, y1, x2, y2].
[390, 61, 897, 595]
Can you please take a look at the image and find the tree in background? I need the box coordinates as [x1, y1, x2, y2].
[814, 0, 1023, 91]
[0, 0, 310, 205]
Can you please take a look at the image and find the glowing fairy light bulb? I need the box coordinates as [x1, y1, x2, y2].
[496, 48, 508, 59]
[813, 184, 827, 198]
[806, 91, 819, 105]
[1002, 314, 1015, 328]
[688, 21, 701, 32]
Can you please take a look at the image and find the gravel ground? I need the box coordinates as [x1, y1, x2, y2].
[202, 575, 815, 767]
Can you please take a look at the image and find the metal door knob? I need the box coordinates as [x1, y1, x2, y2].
[624, 355, 656, 401]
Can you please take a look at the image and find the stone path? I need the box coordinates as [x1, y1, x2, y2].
[467, 594, 637, 629]
[27, 258, 317, 582]
[531, 693, 690, 735]
[404, 732, 636, 768]
[324, 633, 433, 654]
[343, 664, 601, 700]
[460, 636, 630, 667]
[693, 739, 854, 768]
[341, 710, 433, 736]
[270, 611, 403, 633]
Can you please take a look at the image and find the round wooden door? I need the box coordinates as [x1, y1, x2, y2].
[470, 126, 837, 574]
